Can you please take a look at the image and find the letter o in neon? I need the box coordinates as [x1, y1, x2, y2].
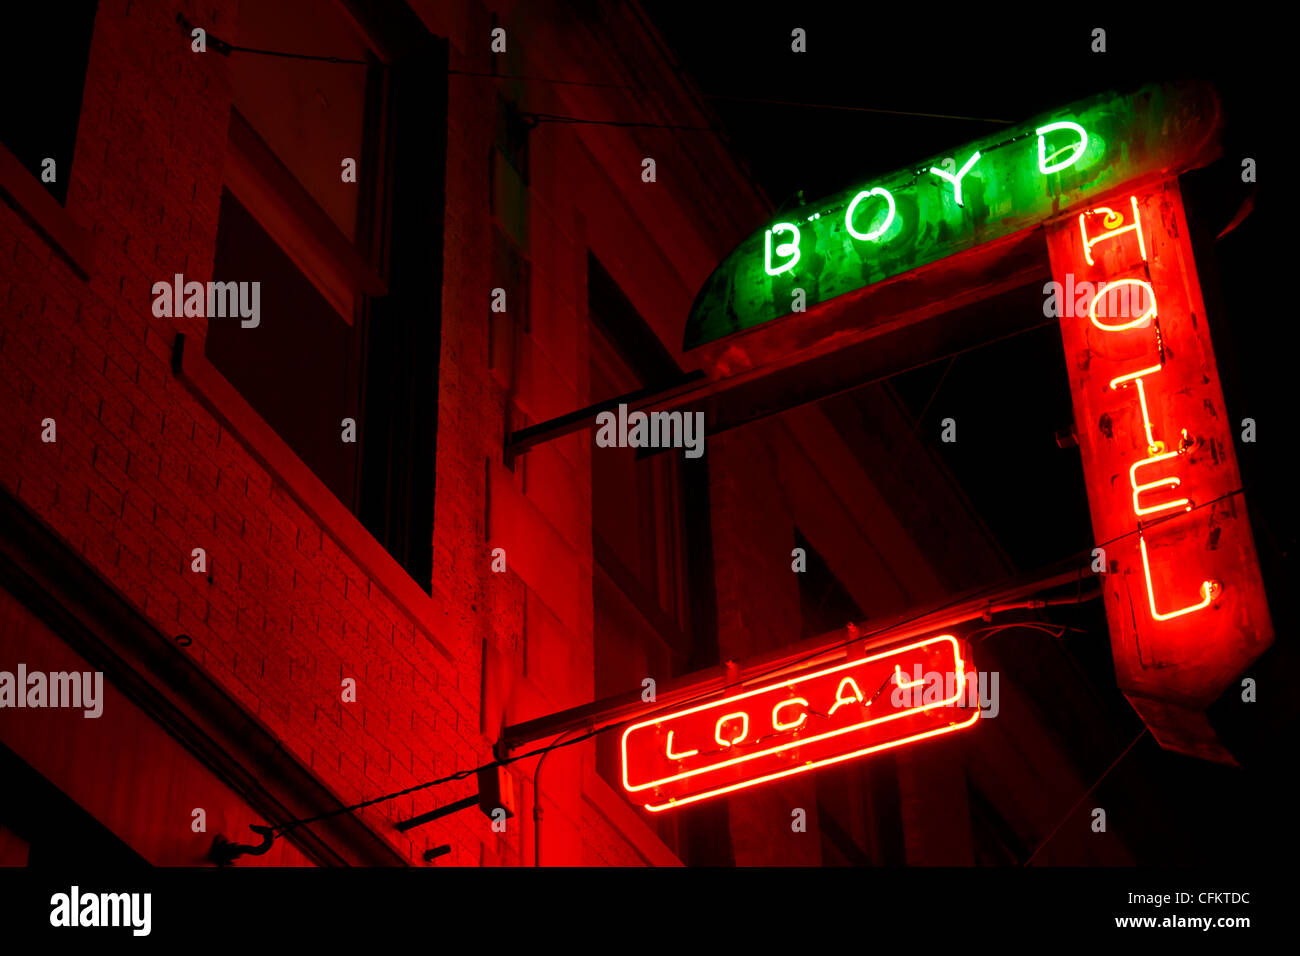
[772, 698, 809, 732]
[845, 187, 896, 242]
[714, 712, 749, 748]
[1089, 278, 1156, 331]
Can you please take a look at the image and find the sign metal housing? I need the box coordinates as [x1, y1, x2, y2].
[621, 635, 978, 811]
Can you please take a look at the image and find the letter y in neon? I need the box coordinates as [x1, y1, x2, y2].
[929, 151, 981, 208]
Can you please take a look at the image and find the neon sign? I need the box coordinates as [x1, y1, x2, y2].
[684, 82, 1219, 350]
[1045, 183, 1273, 761]
[621, 635, 978, 811]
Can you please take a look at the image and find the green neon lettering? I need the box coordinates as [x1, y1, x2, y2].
[928, 151, 981, 208]
[685, 83, 1220, 352]
[764, 222, 801, 276]
[1036, 121, 1089, 174]
[845, 187, 897, 242]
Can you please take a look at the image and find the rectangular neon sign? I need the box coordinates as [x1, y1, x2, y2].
[1045, 182, 1273, 761]
[621, 634, 978, 811]
[685, 81, 1219, 350]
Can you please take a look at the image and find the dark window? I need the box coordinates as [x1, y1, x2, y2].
[495, 95, 530, 185]
[967, 775, 1029, 864]
[884, 292, 1090, 577]
[589, 269, 692, 675]
[209, 7, 446, 591]
[794, 528, 865, 639]
[208, 189, 362, 507]
[587, 253, 718, 860]
[0, 742, 148, 868]
[0, 1, 98, 205]
[226, 0, 371, 243]
[795, 531, 906, 865]
[490, 96, 530, 246]
[587, 254, 682, 385]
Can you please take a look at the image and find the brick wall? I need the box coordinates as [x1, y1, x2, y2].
[1, 0, 490, 866]
[2, 0, 1165, 869]
[0, 0, 774, 868]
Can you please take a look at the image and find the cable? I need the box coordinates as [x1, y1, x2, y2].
[908, 354, 957, 433]
[1020, 727, 1149, 866]
[174, 16, 1011, 129]
[242, 466, 1255, 848]
[532, 727, 586, 866]
[462, 71, 1019, 125]
[220, 42, 368, 65]
[1091, 485, 1251, 554]
[234, 474, 1243, 851]
[702, 92, 1015, 125]
[175, 14, 368, 64]
[271, 725, 597, 839]
[449, 67, 632, 90]
[262, 562, 1091, 845]
[523, 111, 716, 132]
[174, 11, 1270, 860]
[966, 622, 1085, 645]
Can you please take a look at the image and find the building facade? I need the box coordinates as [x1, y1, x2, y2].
[1, 0, 1274, 867]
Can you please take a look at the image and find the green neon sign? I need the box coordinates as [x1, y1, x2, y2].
[684, 82, 1219, 351]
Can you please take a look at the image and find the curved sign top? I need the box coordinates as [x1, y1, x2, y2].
[684, 81, 1220, 351]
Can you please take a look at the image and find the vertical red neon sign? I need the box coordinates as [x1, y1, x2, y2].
[1045, 181, 1272, 762]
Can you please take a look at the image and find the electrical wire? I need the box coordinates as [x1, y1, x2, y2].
[175, 14, 368, 64]
[262, 558, 1103, 846]
[966, 621, 1086, 645]
[907, 354, 957, 434]
[272, 726, 598, 839]
[175, 15, 1012, 130]
[702, 92, 1014, 125]
[176, 13, 1262, 854]
[449, 67, 633, 90]
[217, 42, 368, 65]
[532, 726, 586, 866]
[1020, 727, 1150, 866]
[523, 111, 716, 132]
[258, 503, 1191, 853]
[1092, 485, 1251, 554]
[172, 11, 1117, 854]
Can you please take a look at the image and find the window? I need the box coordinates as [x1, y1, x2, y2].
[589, 257, 693, 687]
[587, 254, 719, 858]
[967, 775, 1029, 865]
[0, 1, 97, 206]
[226, 0, 372, 245]
[794, 531, 906, 865]
[490, 95, 530, 247]
[487, 96, 530, 392]
[208, 189, 362, 507]
[794, 528, 865, 639]
[207, 5, 447, 591]
[885, 317, 1091, 576]
[0, 742, 147, 868]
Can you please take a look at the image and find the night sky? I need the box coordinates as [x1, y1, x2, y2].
[635, 7, 1295, 864]
[644, 5, 1292, 583]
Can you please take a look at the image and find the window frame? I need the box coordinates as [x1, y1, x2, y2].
[0, 0, 98, 278]
[182, 9, 447, 597]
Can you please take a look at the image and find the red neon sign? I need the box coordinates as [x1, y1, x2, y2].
[621, 635, 979, 811]
[1046, 181, 1273, 761]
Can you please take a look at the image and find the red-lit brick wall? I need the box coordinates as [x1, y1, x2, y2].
[0, 0, 774, 867]
[0, 0, 488, 865]
[2, 0, 1145, 868]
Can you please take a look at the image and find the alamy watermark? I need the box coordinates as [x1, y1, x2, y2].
[50, 886, 150, 936]
[0, 664, 103, 718]
[152, 273, 260, 328]
[595, 403, 706, 459]
[891, 666, 1000, 718]
[1043, 274, 1155, 326]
